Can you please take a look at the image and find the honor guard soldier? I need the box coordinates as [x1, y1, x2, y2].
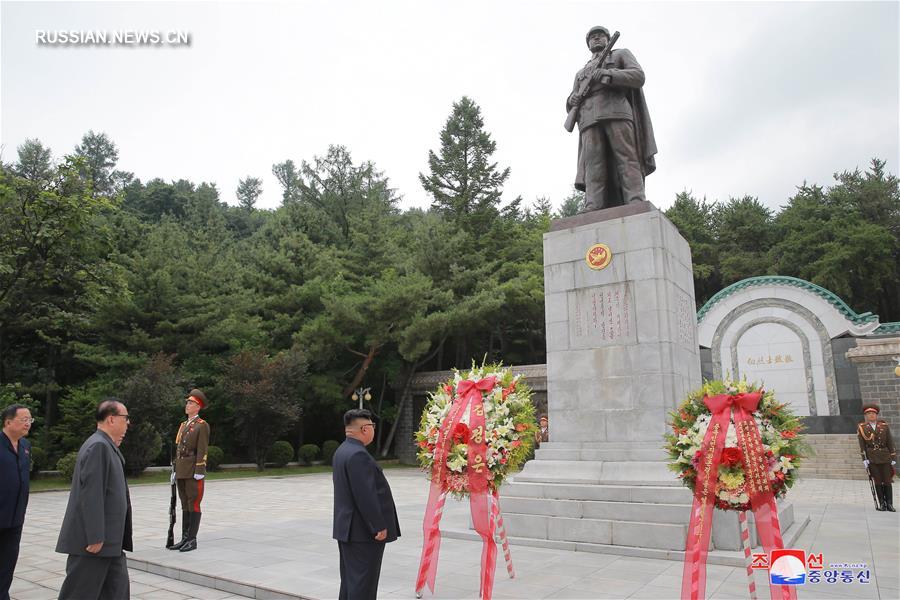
[858, 403, 896, 512]
[170, 389, 210, 551]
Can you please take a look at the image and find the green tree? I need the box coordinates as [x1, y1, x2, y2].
[73, 130, 131, 196]
[118, 353, 183, 475]
[665, 192, 721, 305]
[419, 96, 510, 234]
[0, 157, 122, 427]
[217, 347, 308, 470]
[272, 159, 301, 205]
[13, 139, 53, 183]
[296, 145, 398, 243]
[236, 176, 263, 211]
[712, 196, 775, 285]
[770, 159, 898, 319]
[558, 189, 584, 217]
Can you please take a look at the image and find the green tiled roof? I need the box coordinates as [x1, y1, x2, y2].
[873, 321, 900, 334]
[696, 276, 881, 326]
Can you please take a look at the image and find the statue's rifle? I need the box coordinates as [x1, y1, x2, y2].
[564, 31, 620, 133]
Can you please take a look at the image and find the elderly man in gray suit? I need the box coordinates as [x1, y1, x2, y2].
[56, 399, 133, 600]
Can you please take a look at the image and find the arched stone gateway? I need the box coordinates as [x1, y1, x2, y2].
[697, 275, 896, 433]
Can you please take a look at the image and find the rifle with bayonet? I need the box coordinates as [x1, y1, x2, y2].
[166, 439, 177, 547]
[564, 30, 620, 133]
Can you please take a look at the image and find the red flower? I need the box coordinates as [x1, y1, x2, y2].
[781, 430, 797, 439]
[418, 440, 428, 448]
[444, 384, 453, 394]
[721, 447, 743, 467]
[515, 423, 528, 432]
[451, 423, 470, 444]
[774, 471, 785, 481]
[511, 440, 522, 448]
[500, 457, 508, 465]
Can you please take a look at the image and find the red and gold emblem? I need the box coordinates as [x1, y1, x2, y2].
[585, 243, 612, 270]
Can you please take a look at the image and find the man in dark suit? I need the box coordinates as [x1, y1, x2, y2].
[332, 409, 400, 600]
[56, 399, 133, 600]
[1, 404, 32, 600]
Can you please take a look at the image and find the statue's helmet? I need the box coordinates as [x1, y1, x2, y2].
[586, 26, 611, 46]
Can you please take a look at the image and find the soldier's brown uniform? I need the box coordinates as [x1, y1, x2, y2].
[858, 403, 895, 511]
[169, 388, 210, 552]
[175, 416, 209, 512]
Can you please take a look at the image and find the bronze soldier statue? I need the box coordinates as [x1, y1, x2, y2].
[858, 403, 896, 512]
[566, 26, 657, 212]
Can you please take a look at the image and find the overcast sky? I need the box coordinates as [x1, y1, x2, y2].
[2, 0, 897, 212]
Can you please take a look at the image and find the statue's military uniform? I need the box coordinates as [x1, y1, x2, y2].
[568, 26, 657, 212]
[858, 403, 895, 511]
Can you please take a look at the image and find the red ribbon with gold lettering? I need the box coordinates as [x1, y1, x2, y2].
[681, 392, 797, 600]
[416, 376, 497, 599]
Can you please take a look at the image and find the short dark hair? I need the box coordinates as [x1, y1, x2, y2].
[96, 398, 124, 423]
[2, 404, 28, 425]
[344, 409, 374, 427]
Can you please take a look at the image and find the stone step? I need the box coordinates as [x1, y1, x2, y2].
[502, 496, 691, 524]
[513, 459, 680, 485]
[504, 481, 690, 504]
[799, 472, 869, 480]
[441, 514, 811, 567]
[502, 512, 688, 551]
[808, 455, 858, 460]
[536, 447, 668, 461]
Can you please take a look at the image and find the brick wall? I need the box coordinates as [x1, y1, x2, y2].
[847, 337, 900, 433]
[857, 359, 900, 431]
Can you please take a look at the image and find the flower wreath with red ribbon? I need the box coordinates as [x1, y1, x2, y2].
[665, 378, 806, 511]
[416, 363, 538, 498]
[668, 379, 807, 600]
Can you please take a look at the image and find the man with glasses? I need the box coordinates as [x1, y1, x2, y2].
[1, 404, 32, 600]
[169, 388, 210, 552]
[56, 398, 133, 600]
[332, 409, 400, 600]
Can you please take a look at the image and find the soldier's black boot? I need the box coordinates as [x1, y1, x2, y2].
[169, 511, 191, 549]
[180, 512, 201, 552]
[884, 484, 896, 512]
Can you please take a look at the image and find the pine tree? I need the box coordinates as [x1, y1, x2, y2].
[236, 176, 263, 211]
[419, 96, 509, 233]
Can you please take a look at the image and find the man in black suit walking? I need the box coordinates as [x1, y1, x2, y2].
[332, 409, 400, 600]
[56, 399, 133, 600]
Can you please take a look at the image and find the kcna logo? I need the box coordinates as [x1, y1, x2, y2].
[751, 550, 823, 586]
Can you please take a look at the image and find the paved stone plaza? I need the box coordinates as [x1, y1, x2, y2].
[10, 468, 899, 599]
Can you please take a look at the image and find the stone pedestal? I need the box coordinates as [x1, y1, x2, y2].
[499, 202, 807, 556]
[531, 201, 701, 474]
